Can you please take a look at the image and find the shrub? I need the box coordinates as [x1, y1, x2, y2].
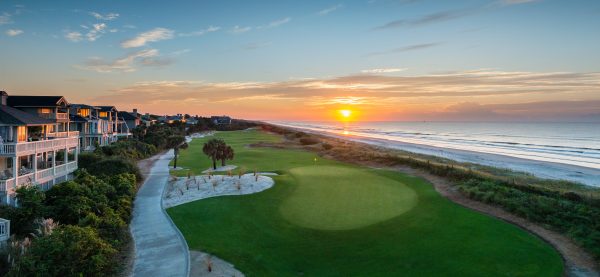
[299, 137, 320, 145]
[322, 143, 333, 150]
[8, 225, 117, 277]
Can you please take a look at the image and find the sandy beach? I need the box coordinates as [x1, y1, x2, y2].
[274, 125, 600, 187]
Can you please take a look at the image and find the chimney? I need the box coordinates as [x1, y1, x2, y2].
[133, 108, 138, 115]
[0, 91, 7, 106]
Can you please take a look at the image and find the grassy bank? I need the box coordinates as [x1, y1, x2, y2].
[167, 130, 563, 276]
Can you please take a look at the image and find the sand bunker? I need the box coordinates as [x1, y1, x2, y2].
[164, 173, 275, 208]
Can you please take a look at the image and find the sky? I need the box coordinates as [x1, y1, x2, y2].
[0, 0, 599, 122]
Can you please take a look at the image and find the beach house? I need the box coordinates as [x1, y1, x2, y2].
[0, 92, 79, 206]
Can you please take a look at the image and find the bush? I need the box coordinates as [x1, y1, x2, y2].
[78, 156, 141, 180]
[8, 225, 117, 277]
[299, 137, 320, 145]
[322, 143, 333, 150]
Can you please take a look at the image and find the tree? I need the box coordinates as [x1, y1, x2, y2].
[203, 139, 226, 169]
[219, 145, 234, 166]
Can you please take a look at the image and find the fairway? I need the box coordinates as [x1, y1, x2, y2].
[167, 130, 563, 276]
[280, 166, 417, 230]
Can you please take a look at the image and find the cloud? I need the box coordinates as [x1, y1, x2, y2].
[95, 70, 600, 121]
[368, 42, 441, 56]
[317, 4, 343, 16]
[258, 17, 291, 29]
[5, 29, 23, 36]
[86, 23, 107, 41]
[178, 26, 220, 37]
[230, 25, 252, 34]
[0, 12, 11, 25]
[90, 12, 119, 20]
[361, 68, 406, 74]
[76, 49, 173, 73]
[121, 28, 174, 48]
[373, 9, 474, 30]
[65, 31, 83, 42]
[500, 0, 539, 5]
[243, 41, 272, 50]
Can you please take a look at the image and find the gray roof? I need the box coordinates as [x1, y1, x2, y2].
[118, 111, 138, 121]
[7, 96, 68, 107]
[70, 104, 100, 110]
[0, 105, 55, 125]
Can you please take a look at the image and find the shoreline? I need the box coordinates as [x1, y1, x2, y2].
[271, 123, 600, 187]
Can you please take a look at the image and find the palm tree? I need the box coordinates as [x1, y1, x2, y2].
[219, 145, 234, 166]
[203, 139, 225, 169]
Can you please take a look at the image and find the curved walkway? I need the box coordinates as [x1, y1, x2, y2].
[130, 150, 190, 277]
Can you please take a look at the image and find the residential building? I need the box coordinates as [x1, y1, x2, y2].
[0, 92, 78, 206]
[211, 116, 232, 125]
[97, 106, 132, 142]
[118, 109, 141, 132]
[69, 104, 111, 150]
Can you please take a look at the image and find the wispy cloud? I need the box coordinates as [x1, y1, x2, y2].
[121, 27, 174, 48]
[243, 41, 272, 50]
[500, 0, 540, 5]
[86, 23, 107, 41]
[368, 42, 441, 56]
[373, 9, 473, 30]
[0, 12, 11, 25]
[317, 4, 344, 16]
[258, 17, 291, 29]
[76, 49, 172, 73]
[361, 68, 406, 74]
[90, 12, 119, 20]
[179, 26, 220, 37]
[230, 25, 252, 34]
[65, 31, 83, 42]
[5, 29, 23, 36]
[96, 70, 600, 121]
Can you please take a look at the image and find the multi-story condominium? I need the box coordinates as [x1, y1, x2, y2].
[97, 106, 132, 143]
[69, 104, 111, 150]
[0, 92, 79, 206]
[118, 109, 141, 132]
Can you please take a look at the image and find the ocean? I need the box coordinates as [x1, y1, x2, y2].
[271, 121, 600, 185]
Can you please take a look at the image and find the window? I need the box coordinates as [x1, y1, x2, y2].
[78, 108, 90, 117]
[17, 126, 26, 142]
[100, 112, 108, 118]
[39, 108, 52, 114]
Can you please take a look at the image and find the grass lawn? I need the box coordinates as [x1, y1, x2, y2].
[167, 130, 563, 276]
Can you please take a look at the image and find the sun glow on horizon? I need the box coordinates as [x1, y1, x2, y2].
[339, 109, 352, 118]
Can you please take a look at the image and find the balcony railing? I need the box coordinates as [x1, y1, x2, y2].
[47, 131, 79, 138]
[0, 161, 77, 192]
[0, 137, 79, 155]
[38, 112, 68, 120]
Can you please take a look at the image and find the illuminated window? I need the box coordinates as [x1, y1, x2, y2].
[78, 109, 90, 117]
[17, 126, 26, 142]
[100, 112, 108, 117]
[39, 108, 52, 114]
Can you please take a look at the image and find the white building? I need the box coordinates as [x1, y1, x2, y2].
[0, 92, 78, 206]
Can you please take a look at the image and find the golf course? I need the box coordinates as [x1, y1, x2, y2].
[167, 130, 563, 276]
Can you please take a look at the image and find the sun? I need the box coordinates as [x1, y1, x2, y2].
[339, 109, 352, 118]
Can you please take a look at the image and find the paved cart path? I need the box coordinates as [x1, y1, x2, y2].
[131, 150, 189, 277]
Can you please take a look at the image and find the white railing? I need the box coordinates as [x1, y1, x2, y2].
[17, 173, 34, 186]
[56, 113, 68, 120]
[55, 164, 66, 175]
[38, 113, 68, 120]
[47, 131, 79, 138]
[35, 168, 54, 182]
[66, 161, 78, 171]
[0, 178, 15, 192]
[0, 137, 79, 155]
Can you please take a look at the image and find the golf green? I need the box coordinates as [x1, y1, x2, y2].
[167, 130, 563, 276]
[280, 165, 417, 230]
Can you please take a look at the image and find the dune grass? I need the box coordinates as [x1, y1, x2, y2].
[167, 130, 563, 276]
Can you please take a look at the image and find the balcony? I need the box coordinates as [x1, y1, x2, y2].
[0, 161, 77, 192]
[38, 112, 69, 121]
[47, 131, 79, 138]
[0, 137, 79, 156]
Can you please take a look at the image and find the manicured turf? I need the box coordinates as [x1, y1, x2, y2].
[281, 166, 417, 230]
[167, 130, 563, 276]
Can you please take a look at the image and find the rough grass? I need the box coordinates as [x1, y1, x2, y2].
[167, 130, 563, 276]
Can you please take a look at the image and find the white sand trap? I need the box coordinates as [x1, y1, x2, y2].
[202, 165, 238, 173]
[190, 251, 244, 277]
[163, 173, 274, 208]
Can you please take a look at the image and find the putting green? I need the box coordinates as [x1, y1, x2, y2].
[280, 166, 418, 230]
